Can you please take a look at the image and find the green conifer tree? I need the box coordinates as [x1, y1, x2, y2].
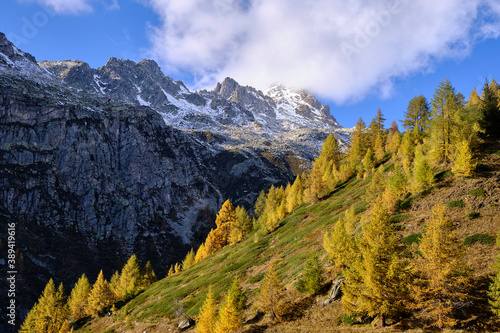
[228, 277, 247, 311]
[403, 95, 431, 143]
[296, 253, 324, 294]
[478, 79, 500, 138]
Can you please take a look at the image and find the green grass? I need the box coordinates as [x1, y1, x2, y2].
[467, 211, 480, 220]
[467, 187, 486, 197]
[463, 233, 495, 246]
[445, 200, 466, 208]
[402, 233, 423, 246]
[389, 213, 411, 224]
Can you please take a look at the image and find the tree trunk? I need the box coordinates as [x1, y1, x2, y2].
[379, 312, 385, 328]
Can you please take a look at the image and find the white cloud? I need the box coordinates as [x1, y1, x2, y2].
[145, 0, 500, 103]
[19, 0, 94, 14]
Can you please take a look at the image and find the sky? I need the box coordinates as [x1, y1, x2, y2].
[1, 0, 500, 128]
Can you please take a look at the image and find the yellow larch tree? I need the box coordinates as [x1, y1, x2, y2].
[342, 200, 409, 327]
[323, 208, 359, 271]
[141, 261, 157, 287]
[257, 262, 284, 319]
[182, 248, 196, 270]
[412, 203, 471, 328]
[215, 292, 241, 333]
[452, 139, 476, 177]
[119, 254, 141, 299]
[196, 286, 217, 333]
[67, 274, 91, 321]
[86, 270, 114, 318]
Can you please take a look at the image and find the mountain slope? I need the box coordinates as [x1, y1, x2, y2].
[81, 144, 500, 332]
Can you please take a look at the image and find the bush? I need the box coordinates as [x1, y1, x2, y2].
[445, 200, 465, 208]
[389, 214, 411, 224]
[463, 233, 495, 246]
[247, 273, 265, 284]
[398, 197, 415, 210]
[467, 187, 486, 197]
[467, 211, 480, 220]
[402, 233, 423, 246]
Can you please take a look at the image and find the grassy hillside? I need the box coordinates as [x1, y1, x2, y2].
[76, 142, 500, 333]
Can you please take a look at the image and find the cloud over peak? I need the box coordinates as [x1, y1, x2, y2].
[145, 0, 500, 103]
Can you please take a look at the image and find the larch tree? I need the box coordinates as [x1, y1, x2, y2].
[398, 131, 415, 176]
[386, 120, 402, 153]
[323, 208, 359, 271]
[196, 286, 217, 333]
[228, 277, 247, 311]
[31, 279, 68, 333]
[213, 199, 237, 249]
[174, 262, 182, 273]
[109, 270, 121, 301]
[141, 261, 158, 287]
[57, 320, 73, 333]
[347, 117, 367, 173]
[412, 203, 470, 329]
[182, 249, 196, 270]
[67, 274, 91, 321]
[286, 175, 304, 212]
[367, 108, 387, 150]
[215, 292, 241, 333]
[230, 205, 252, 245]
[19, 303, 39, 333]
[403, 95, 431, 144]
[86, 270, 114, 317]
[167, 265, 175, 276]
[342, 200, 409, 327]
[119, 254, 142, 299]
[452, 139, 476, 177]
[466, 87, 481, 107]
[257, 262, 284, 319]
[429, 79, 463, 165]
[411, 145, 435, 195]
[365, 167, 386, 204]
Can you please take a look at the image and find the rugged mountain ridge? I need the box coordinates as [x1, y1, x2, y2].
[0, 31, 311, 327]
[39, 58, 341, 133]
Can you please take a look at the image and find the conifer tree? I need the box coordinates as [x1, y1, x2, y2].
[286, 175, 304, 212]
[411, 145, 435, 194]
[365, 167, 386, 205]
[19, 303, 39, 333]
[230, 205, 252, 244]
[478, 79, 500, 138]
[228, 277, 247, 311]
[27, 279, 68, 333]
[296, 253, 324, 294]
[429, 79, 463, 164]
[398, 131, 415, 176]
[67, 274, 91, 321]
[196, 286, 217, 333]
[323, 208, 358, 270]
[167, 265, 175, 276]
[362, 148, 375, 172]
[109, 270, 121, 300]
[182, 249, 196, 270]
[215, 292, 241, 333]
[257, 263, 284, 319]
[347, 117, 367, 171]
[174, 262, 182, 273]
[213, 199, 237, 248]
[367, 108, 387, 150]
[403, 95, 431, 143]
[386, 120, 402, 153]
[412, 203, 470, 328]
[119, 254, 141, 299]
[87, 270, 113, 317]
[452, 139, 476, 177]
[342, 200, 409, 327]
[466, 87, 481, 107]
[141, 261, 158, 287]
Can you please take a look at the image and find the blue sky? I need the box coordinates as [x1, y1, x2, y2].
[1, 0, 500, 128]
